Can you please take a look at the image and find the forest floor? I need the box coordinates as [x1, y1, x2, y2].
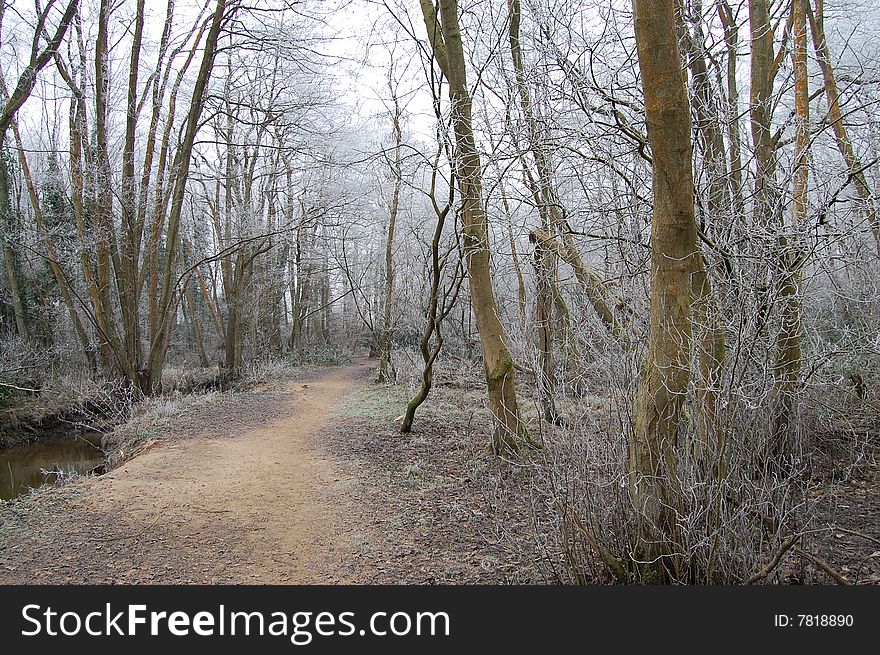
[0, 359, 376, 583]
[0, 357, 552, 584]
[0, 356, 877, 584]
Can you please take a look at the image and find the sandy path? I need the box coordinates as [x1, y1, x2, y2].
[75, 360, 370, 583]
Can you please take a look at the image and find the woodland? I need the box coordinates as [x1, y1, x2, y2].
[0, 0, 878, 585]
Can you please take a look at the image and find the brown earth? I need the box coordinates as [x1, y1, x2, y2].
[1, 358, 877, 585]
[0, 360, 375, 584]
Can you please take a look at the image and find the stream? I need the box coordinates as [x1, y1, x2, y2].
[0, 432, 105, 501]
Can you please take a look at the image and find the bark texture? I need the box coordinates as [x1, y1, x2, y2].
[630, 0, 706, 577]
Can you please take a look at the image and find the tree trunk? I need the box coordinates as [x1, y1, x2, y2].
[749, 0, 781, 232]
[675, 3, 728, 457]
[501, 183, 527, 328]
[289, 220, 309, 352]
[9, 122, 96, 370]
[0, 152, 29, 341]
[116, 0, 146, 390]
[772, 0, 809, 456]
[630, 0, 705, 579]
[378, 88, 402, 383]
[145, 0, 228, 391]
[401, 137, 461, 433]
[419, 0, 530, 455]
[533, 238, 558, 423]
[717, 0, 746, 222]
[508, 0, 620, 337]
[321, 237, 330, 345]
[807, 0, 880, 253]
[94, 0, 133, 384]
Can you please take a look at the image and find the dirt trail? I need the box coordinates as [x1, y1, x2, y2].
[1, 360, 372, 584]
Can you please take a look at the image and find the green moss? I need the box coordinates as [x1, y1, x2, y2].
[486, 351, 514, 384]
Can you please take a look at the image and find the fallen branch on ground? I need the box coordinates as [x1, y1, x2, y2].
[745, 534, 802, 584]
[794, 547, 853, 585]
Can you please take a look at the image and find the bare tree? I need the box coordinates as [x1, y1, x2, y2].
[630, 0, 709, 578]
[419, 0, 531, 455]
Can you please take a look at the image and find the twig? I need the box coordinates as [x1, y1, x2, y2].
[834, 526, 880, 547]
[0, 381, 41, 393]
[794, 547, 853, 585]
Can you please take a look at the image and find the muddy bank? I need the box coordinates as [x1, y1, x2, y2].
[0, 407, 111, 449]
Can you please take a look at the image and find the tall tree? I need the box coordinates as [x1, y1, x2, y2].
[630, 0, 708, 578]
[378, 64, 403, 383]
[0, 0, 79, 342]
[772, 0, 809, 454]
[143, 0, 231, 391]
[419, 0, 530, 455]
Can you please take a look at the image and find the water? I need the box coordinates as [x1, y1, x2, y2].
[0, 432, 105, 501]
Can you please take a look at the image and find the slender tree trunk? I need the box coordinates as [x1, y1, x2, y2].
[678, 1, 730, 227]
[717, 0, 746, 222]
[184, 276, 210, 368]
[401, 202, 454, 433]
[378, 90, 402, 383]
[143, 24, 204, 341]
[8, 122, 95, 370]
[94, 0, 133, 384]
[65, 54, 118, 372]
[533, 239, 558, 423]
[748, 0, 785, 347]
[401, 139, 461, 433]
[145, 0, 228, 391]
[224, 267, 243, 379]
[420, 0, 530, 455]
[321, 236, 330, 345]
[289, 220, 309, 352]
[676, 3, 728, 456]
[114, 0, 147, 391]
[807, 0, 880, 253]
[749, 0, 781, 232]
[508, 0, 620, 336]
[500, 182, 527, 327]
[772, 0, 809, 456]
[272, 240, 289, 356]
